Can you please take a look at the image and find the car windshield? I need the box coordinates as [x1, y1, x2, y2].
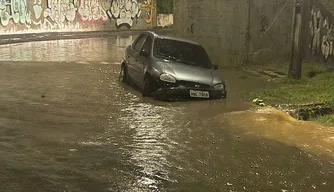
[153, 38, 212, 68]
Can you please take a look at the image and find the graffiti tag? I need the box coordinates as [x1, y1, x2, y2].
[78, 0, 108, 22]
[310, 8, 334, 60]
[43, 0, 78, 29]
[141, 0, 153, 24]
[0, 0, 31, 27]
[110, 0, 141, 28]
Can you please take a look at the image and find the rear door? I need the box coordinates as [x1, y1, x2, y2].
[127, 34, 147, 85]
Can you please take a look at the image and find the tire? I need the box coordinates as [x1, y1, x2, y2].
[142, 76, 152, 97]
[119, 64, 128, 83]
[222, 91, 227, 99]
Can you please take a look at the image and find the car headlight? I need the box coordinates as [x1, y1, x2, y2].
[160, 73, 177, 83]
[214, 83, 225, 90]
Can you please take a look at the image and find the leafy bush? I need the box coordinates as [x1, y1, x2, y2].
[157, 0, 173, 14]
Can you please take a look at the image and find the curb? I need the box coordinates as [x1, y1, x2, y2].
[0, 28, 173, 46]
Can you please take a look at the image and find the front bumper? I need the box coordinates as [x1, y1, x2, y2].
[151, 86, 227, 101]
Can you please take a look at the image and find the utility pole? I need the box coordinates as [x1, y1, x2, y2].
[288, 0, 305, 79]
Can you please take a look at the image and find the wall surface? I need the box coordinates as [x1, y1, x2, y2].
[174, 0, 294, 67]
[157, 14, 173, 27]
[248, 0, 294, 64]
[305, 0, 334, 66]
[174, 0, 249, 68]
[0, 0, 156, 34]
[319, 0, 334, 13]
[174, 0, 334, 68]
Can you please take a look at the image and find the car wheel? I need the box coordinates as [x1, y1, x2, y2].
[119, 64, 128, 83]
[142, 76, 152, 97]
[222, 91, 227, 99]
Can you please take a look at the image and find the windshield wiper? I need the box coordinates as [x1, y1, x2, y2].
[174, 58, 194, 65]
[156, 52, 205, 67]
[156, 52, 177, 61]
[176, 59, 210, 68]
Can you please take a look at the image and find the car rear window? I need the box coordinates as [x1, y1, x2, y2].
[153, 38, 212, 68]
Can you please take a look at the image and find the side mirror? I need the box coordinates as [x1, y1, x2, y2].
[212, 64, 219, 70]
[139, 49, 149, 57]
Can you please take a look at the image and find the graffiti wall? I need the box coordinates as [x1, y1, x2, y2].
[306, 0, 334, 65]
[0, 0, 156, 34]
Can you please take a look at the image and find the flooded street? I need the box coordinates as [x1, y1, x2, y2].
[0, 34, 333, 192]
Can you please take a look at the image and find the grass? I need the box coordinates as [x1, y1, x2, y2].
[250, 62, 334, 106]
[249, 61, 334, 126]
[311, 114, 334, 127]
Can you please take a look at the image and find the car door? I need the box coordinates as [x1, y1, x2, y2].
[134, 35, 153, 88]
[127, 34, 147, 84]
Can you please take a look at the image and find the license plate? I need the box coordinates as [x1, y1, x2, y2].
[189, 90, 209, 98]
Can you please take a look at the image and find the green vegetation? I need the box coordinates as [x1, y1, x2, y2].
[250, 62, 334, 106]
[157, 0, 173, 14]
[250, 62, 334, 126]
[311, 114, 334, 127]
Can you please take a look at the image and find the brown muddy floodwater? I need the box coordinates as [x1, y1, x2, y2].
[0, 34, 333, 192]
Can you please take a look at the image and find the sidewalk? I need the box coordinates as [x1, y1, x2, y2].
[0, 28, 173, 45]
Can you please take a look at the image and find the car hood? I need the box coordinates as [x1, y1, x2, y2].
[158, 60, 223, 86]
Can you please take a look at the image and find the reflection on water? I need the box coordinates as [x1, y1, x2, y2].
[0, 35, 134, 62]
[120, 102, 180, 190]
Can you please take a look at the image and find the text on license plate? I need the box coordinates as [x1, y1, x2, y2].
[189, 90, 210, 98]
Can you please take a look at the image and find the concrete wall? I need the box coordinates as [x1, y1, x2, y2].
[0, 0, 157, 34]
[174, 0, 295, 67]
[304, 0, 334, 66]
[173, 0, 249, 68]
[248, 0, 294, 65]
[157, 14, 173, 27]
[319, 0, 334, 13]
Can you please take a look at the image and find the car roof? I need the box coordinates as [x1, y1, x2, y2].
[142, 31, 200, 46]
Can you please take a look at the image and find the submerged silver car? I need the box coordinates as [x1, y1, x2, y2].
[119, 31, 227, 100]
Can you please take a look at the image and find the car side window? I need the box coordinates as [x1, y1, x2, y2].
[133, 35, 147, 52]
[132, 35, 143, 48]
[141, 36, 153, 54]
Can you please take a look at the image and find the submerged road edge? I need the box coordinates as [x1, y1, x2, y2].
[0, 29, 173, 46]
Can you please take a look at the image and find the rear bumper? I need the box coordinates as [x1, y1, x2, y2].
[151, 86, 227, 101]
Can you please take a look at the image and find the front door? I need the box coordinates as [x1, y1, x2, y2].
[128, 34, 147, 86]
[134, 36, 153, 88]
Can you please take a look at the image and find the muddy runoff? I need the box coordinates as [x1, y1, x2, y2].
[226, 107, 334, 157]
[0, 35, 333, 192]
